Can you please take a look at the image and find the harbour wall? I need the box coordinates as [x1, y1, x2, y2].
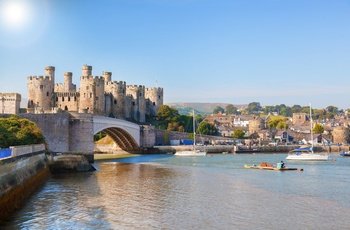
[0, 151, 49, 224]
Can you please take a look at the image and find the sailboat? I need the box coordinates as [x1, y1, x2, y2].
[286, 103, 329, 161]
[174, 110, 207, 156]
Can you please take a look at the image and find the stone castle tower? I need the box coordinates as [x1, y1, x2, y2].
[249, 117, 265, 135]
[332, 126, 349, 144]
[27, 66, 55, 112]
[27, 65, 164, 122]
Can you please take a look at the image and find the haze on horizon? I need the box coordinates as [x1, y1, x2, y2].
[0, 0, 349, 110]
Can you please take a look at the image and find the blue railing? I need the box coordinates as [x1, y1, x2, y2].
[0, 148, 12, 159]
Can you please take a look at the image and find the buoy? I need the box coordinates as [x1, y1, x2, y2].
[299, 168, 304, 171]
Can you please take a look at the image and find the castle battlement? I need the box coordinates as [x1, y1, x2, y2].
[80, 75, 105, 82]
[106, 80, 126, 86]
[27, 65, 163, 123]
[56, 92, 80, 97]
[27, 75, 51, 81]
[145, 87, 163, 92]
[126, 85, 145, 90]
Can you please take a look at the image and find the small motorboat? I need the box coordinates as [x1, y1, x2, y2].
[340, 151, 350, 157]
[244, 161, 301, 171]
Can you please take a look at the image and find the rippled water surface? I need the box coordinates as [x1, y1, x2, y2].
[3, 154, 350, 229]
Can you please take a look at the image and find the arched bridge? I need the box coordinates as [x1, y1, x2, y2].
[93, 116, 140, 151]
[21, 112, 141, 154]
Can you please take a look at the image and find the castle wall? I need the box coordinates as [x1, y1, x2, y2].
[0, 93, 21, 114]
[293, 113, 308, 125]
[105, 81, 126, 118]
[26, 65, 164, 123]
[55, 92, 79, 111]
[126, 85, 146, 122]
[333, 126, 349, 144]
[145, 87, 163, 116]
[249, 118, 265, 135]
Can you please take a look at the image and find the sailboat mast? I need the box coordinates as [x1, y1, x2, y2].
[193, 109, 196, 147]
[310, 103, 313, 149]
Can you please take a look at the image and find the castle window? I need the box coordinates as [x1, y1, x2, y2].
[68, 97, 71, 101]
[46, 92, 49, 96]
[74, 96, 77, 101]
[158, 95, 161, 99]
[96, 96, 99, 100]
[86, 86, 89, 90]
[153, 102, 155, 106]
[64, 106, 68, 111]
[139, 93, 142, 97]
[84, 93, 86, 98]
[40, 85, 43, 90]
[56, 97, 58, 102]
[62, 97, 64, 102]
[114, 100, 117, 105]
[132, 102, 135, 106]
[90, 93, 92, 98]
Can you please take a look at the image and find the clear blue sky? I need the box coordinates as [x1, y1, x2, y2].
[0, 0, 349, 110]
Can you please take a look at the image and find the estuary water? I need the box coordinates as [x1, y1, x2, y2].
[3, 153, 350, 229]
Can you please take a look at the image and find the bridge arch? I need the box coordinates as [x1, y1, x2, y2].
[93, 116, 140, 151]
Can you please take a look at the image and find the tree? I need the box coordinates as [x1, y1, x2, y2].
[291, 105, 302, 113]
[232, 129, 245, 139]
[268, 117, 288, 130]
[280, 107, 292, 117]
[213, 106, 224, 114]
[313, 123, 324, 134]
[197, 122, 218, 136]
[0, 115, 45, 148]
[225, 104, 237, 115]
[263, 106, 276, 114]
[326, 106, 338, 114]
[156, 105, 180, 126]
[248, 102, 261, 113]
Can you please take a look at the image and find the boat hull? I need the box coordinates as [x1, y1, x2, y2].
[174, 151, 206, 156]
[244, 165, 298, 171]
[286, 153, 329, 161]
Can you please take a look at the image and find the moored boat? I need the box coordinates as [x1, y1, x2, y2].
[286, 103, 328, 161]
[244, 161, 301, 171]
[340, 151, 350, 157]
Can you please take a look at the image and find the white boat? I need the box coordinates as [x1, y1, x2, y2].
[286, 147, 329, 161]
[286, 103, 329, 161]
[175, 110, 207, 157]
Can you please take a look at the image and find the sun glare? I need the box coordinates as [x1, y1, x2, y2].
[0, 0, 49, 47]
[1, 0, 31, 30]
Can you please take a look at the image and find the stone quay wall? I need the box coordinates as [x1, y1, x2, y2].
[0, 152, 50, 224]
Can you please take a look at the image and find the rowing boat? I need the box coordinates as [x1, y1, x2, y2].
[244, 165, 299, 171]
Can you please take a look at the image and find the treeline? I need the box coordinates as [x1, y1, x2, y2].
[0, 115, 45, 148]
[212, 102, 343, 119]
[155, 105, 218, 135]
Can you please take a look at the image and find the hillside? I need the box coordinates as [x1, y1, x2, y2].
[166, 102, 247, 115]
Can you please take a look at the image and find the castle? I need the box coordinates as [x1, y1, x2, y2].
[27, 65, 163, 123]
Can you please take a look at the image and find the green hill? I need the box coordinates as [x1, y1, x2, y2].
[166, 102, 247, 115]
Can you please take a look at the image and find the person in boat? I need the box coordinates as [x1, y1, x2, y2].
[280, 160, 285, 168]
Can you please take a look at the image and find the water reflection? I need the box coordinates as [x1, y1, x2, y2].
[3, 154, 350, 229]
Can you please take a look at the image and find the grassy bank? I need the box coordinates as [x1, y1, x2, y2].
[94, 153, 140, 161]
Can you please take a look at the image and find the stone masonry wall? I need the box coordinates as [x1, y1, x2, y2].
[68, 113, 94, 153]
[21, 113, 70, 152]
